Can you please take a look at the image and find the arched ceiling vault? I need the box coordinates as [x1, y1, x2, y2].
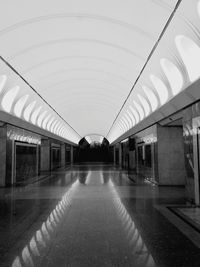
[0, 0, 198, 144]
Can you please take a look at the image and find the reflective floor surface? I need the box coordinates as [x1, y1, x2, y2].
[0, 164, 200, 267]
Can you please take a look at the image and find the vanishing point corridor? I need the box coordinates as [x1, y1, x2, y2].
[1, 1, 200, 266]
[1, 165, 200, 267]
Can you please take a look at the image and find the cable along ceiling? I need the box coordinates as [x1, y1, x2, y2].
[0, 0, 181, 143]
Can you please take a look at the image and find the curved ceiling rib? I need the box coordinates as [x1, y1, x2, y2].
[8, 38, 145, 61]
[50, 92, 123, 104]
[22, 56, 134, 75]
[42, 86, 124, 99]
[52, 98, 119, 111]
[38, 78, 126, 92]
[0, 13, 154, 40]
[34, 69, 132, 84]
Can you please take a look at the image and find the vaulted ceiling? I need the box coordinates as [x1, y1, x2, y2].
[0, 0, 199, 144]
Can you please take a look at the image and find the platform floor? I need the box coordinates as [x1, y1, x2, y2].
[0, 164, 200, 267]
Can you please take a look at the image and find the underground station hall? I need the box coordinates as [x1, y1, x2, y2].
[1, 1, 200, 266]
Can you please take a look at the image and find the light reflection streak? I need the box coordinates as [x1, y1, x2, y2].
[12, 179, 79, 267]
[100, 173, 104, 184]
[108, 179, 156, 267]
[144, 178, 157, 186]
[85, 171, 92, 185]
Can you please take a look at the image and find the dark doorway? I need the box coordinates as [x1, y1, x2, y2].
[15, 143, 38, 183]
[75, 138, 112, 163]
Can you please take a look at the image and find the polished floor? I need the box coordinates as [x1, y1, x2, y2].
[0, 164, 200, 267]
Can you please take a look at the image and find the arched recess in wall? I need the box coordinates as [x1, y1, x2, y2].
[124, 113, 132, 129]
[175, 35, 200, 83]
[118, 121, 125, 133]
[59, 126, 64, 136]
[133, 100, 144, 120]
[54, 121, 61, 134]
[54, 122, 61, 135]
[150, 75, 168, 105]
[51, 120, 58, 132]
[127, 109, 135, 126]
[137, 94, 150, 117]
[120, 119, 127, 132]
[31, 106, 42, 124]
[160, 58, 183, 96]
[0, 75, 7, 93]
[121, 117, 129, 131]
[14, 94, 29, 117]
[37, 110, 47, 127]
[57, 124, 63, 136]
[2, 86, 20, 113]
[47, 117, 55, 131]
[142, 85, 158, 112]
[42, 114, 51, 129]
[24, 101, 36, 121]
[126, 111, 134, 128]
[119, 122, 125, 136]
[129, 105, 140, 124]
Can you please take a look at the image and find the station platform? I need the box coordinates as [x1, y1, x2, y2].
[0, 164, 200, 267]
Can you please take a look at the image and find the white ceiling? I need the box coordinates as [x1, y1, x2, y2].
[0, 0, 178, 141]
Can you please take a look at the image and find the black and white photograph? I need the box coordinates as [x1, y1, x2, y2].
[0, 0, 200, 266]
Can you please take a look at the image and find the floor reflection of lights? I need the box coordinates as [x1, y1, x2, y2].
[100, 172, 104, 184]
[144, 177, 157, 187]
[12, 173, 156, 267]
[85, 171, 92, 185]
[85, 170, 105, 185]
[12, 179, 80, 267]
[109, 179, 156, 267]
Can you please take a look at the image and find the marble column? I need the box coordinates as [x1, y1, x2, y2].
[113, 146, 116, 164]
[0, 124, 7, 186]
[61, 143, 66, 167]
[157, 125, 186, 185]
[70, 145, 74, 164]
[40, 139, 51, 173]
[119, 144, 122, 167]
